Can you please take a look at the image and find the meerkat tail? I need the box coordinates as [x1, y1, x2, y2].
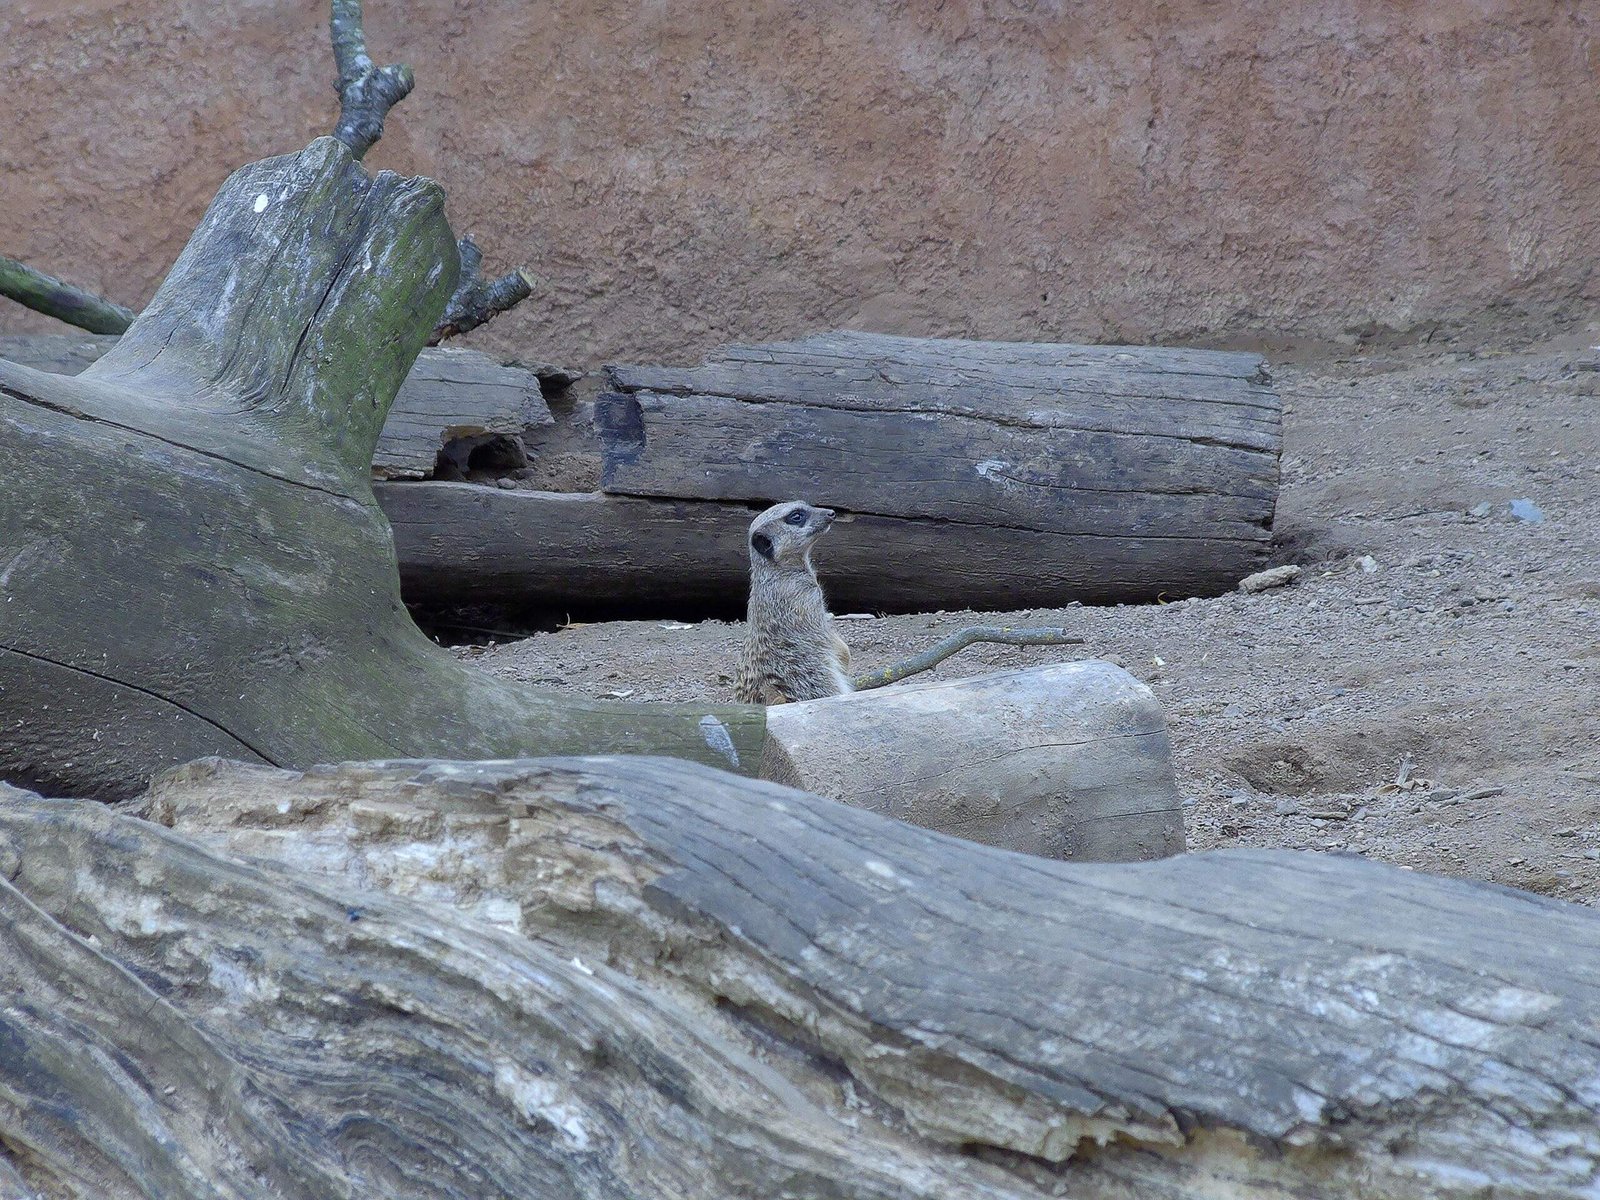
[850, 626, 1086, 691]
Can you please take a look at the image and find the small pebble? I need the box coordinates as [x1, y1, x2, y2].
[1508, 498, 1546, 523]
[1238, 565, 1301, 593]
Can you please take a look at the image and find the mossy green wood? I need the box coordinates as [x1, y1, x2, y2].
[0, 138, 764, 800]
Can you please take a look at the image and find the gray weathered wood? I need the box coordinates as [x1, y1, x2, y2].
[598, 330, 1281, 598]
[764, 660, 1184, 860]
[3, 755, 1595, 1198]
[0, 138, 764, 800]
[0, 333, 559, 480]
[372, 345, 553, 478]
[378, 482, 1263, 613]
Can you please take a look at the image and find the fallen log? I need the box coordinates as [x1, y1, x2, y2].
[596, 331, 1282, 603]
[0, 332, 561, 480]
[2, 755, 1595, 1199]
[378, 481, 1267, 617]
[2, 329, 1279, 612]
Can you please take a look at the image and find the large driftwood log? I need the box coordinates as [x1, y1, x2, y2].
[3, 756, 1596, 1198]
[595, 331, 1282, 604]
[0, 333, 559, 480]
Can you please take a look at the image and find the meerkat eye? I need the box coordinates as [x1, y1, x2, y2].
[784, 510, 807, 526]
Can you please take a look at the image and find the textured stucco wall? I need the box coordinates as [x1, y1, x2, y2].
[1, 0, 1597, 366]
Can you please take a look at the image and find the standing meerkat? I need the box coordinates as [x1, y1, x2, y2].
[735, 500, 1088, 706]
[735, 500, 853, 704]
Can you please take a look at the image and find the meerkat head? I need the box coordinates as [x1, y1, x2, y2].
[748, 500, 836, 571]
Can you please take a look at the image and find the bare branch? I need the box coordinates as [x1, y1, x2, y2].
[429, 234, 535, 343]
[329, 0, 413, 159]
[0, 254, 134, 335]
[852, 625, 1086, 691]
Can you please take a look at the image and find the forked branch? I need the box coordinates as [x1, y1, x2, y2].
[329, 0, 415, 160]
[430, 235, 536, 343]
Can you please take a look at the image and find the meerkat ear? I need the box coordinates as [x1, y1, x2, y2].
[751, 531, 775, 559]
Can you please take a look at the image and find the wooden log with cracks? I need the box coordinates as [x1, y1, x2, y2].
[1, 756, 1596, 1198]
[0, 138, 762, 801]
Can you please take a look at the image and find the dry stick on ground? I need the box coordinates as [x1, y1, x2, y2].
[851, 625, 1087, 691]
[0, 255, 134, 334]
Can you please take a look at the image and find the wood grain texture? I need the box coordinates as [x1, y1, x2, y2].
[598, 330, 1282, 600]
[0, 333, 557, 480]
[3, 756, 1595, 1198]
[377, 482, 1262, 613]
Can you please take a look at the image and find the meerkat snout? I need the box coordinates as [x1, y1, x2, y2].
[735, 500, 853, 705]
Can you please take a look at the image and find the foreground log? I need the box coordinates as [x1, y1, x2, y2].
[3, 756, 1596, 1198]
[763, 660, 1184, 860]
[0, 333, 560, 480]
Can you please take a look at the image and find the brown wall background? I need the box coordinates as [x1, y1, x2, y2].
[2, 0, 1597, 367]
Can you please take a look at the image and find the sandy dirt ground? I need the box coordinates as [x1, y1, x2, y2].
[459, 337, 1600, 904]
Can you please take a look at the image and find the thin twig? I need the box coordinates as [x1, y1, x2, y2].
[852, 626, 1086, 691]
[0, 255, 134, 335]
[329, 0, 414, 160]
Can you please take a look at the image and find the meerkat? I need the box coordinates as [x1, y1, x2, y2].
[735, 500, 1087, 705]
[735, 500, 853, 705]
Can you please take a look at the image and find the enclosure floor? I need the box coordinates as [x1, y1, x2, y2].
[468, 336, 1600, 904]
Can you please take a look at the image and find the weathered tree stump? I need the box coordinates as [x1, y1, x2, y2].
[0, 138, 762, 799]
[1, 756, 1595, 1198]
[0, 139, 1176, 866]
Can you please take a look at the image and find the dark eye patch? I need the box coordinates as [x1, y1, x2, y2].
[784, 510, 807, 526]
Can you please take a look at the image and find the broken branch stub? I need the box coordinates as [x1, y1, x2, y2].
[430, 233, 537, 344]
[0, 254, 135, 335]
[329, 0, 414, 160]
